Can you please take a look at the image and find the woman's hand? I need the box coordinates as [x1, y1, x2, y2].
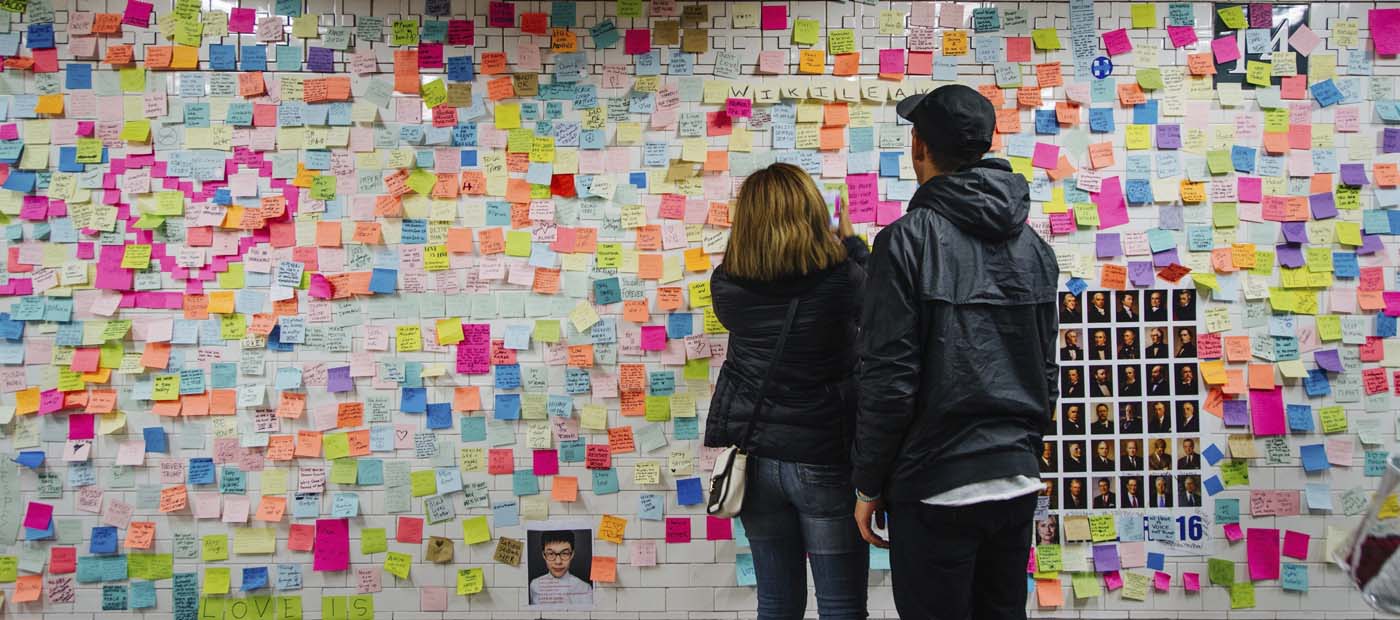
[834, 197, 855, 239]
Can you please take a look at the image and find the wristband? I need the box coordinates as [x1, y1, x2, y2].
[856, 489, 881, 502]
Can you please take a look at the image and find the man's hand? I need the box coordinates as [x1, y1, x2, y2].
[854, 498, 889, 548]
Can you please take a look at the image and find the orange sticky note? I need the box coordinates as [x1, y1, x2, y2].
[590, 556, 618, 583]
[551, 476, 579, 502]
[1248, 364, 1275, 390]
[14, 574, 41, 602]
[454, 387, 482, 412]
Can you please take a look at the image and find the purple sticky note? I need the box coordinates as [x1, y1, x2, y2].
[1360, 234, 1386, 255]
[1315, 349, 1343, 372]
[1276, 244, 1305, 268]
[1095, 233, 1122, 258]
[1383, 128, 1400, 153]
[307, 47, 334, 72]
[1249, 4, 1272, 28]
[1309, 192, 1338, 220]
[1152, 248, 1180, 268]
[1093, 544, 1121, 572]
[1341, 163, 1370, 186]
[1155, 125, 1182, 149]
[1250, 387, 1287, 437]
[1223, 399, 1250, 426]
[1128, 261, 1155, 286]
[327, 366, 353, 393]
[1280, 222, 1309, 244]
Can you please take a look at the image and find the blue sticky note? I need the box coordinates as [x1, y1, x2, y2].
[356, 459, 384, 485]
[676, 477, 703, 505]
[879, 152, 902, 177]
[242, 566, 269, 591]
[130, 580, 157, 609]
[1133, 100, 1158, 124]
[639, 493, 664, 520]
[1215, 498, 1240, 524]
[1203, 444, 1225, 466]
[1300, 444, 1330, 472]
[91, 526, 118, 553]
[65, 63, 92, 89]
[736, 553, 757, 586]
[425, 403, 452, 429]
[492, 500, 520, 527]
[369, 268, 398, 293]
[1147, 552, 1166, 571]
[1282, 563, 1309, 592]
[1065, 277, 1088, 296]
[494, 394, 521, 420]
[209, 44, 236, 70]
[241, 45, 268, 71]
[14, 451, 44, 468]
[512, 470, 540, 496]
[400, 387, 427, 413]
[26, 23, 54, 49]
[1203, 475, 1224, 496]
[460, 416, 486, 442]
[1378, 313, 1397, 339]
[188, 458, 216, 484]
[447, 55, 474, 82]
[142, 427, 168, 453]
[1286, 404, 1314, 432]
[1034, 109, 1060, 135]
[592, 468, 620, 494]
[871, 547, 891, 570]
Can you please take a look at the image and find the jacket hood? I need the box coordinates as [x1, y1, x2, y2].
[910, 158, 1030, 242]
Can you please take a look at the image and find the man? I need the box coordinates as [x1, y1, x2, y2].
[1092, 440, 1115, 472]
[1177, 364, 1198, 395]
[1091, 366, 1113, 397]
[853, 85, 1060, 620]
[1062, 368, 1084, 398]
[1150, 476, 1173, 508]
[1147, 365, 1170, 396]
[1174, 289, 1196, 321]
[1060, 293, 1081, 324]
[1119, 365, 1142, 396]
[1176, 328, 1197, 358]
[1180, 476, 1202, 507]
[1089, 329, 1111, 360]
[1062, 404, 1085, 435]
[1149, 402, 1172, 433]
[1039, 442, 1056, 473]
[1177, 401, 1200, 432]
[1149, 439, 1172, 471]
[1091, 404, 1114, 435]
[1093, 478, 1116, 509]
[1178, 438, 1201, 470]
[1120, 440, 1143, 471]
[1118, 328, 1139, 359]
[1063, 442, 1086, 472]
[1088, 291, 1111, 323]
[1119, 403, 1142, 433]
[529, 531, 593, 607]
[1146, 290, 1168, 321]
[1121, 477, 1143, 508]
[1117, 292, 1138, 322]
[1145, 328, 1168, 359]
[1064, 478, 1087, 510]
[1060, 330, 1083, 360]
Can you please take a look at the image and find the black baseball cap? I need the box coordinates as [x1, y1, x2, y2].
[896, 84, 995, 161]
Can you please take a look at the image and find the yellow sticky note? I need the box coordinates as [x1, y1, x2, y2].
[462, 516, 491, 545]
[410, 470, 437, 497]
[1245, 60, 1272, 87]
[1218, 6, 1247, 29]
[395, 325, 422, 352]
[1125, 125, 1151, 149]
[456, 568, 483, 595]
[34, 94, 64, 115]
[322, 433, 350, 461]
[204, 567, 231, 594]
[436, 319, 463, 345]
[1031, 28, 1061, 50]
[504, 230, 532, 257]
[791, 18, 820, 45]
[120, 67, 146, 92]
[121, 120, 151, 141]
[494, 103, 521, 129]
[121, 244, 152, 269]
[1131, 4, 1156, 28]
[201, 535, 229, 561]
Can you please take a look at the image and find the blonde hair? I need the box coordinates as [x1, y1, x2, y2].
[723, 163, 847, 281]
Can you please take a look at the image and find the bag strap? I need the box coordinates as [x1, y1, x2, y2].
[738, 297, 800, 452]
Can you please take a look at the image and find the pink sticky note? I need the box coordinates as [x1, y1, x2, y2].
[876, 200, 903, 225]
[761, 5, 787, 30]
[229, 7, 256, 33]
[23, 502, 53, 530]
[1370, 9, 1400, 55]
[532, 449, 559, 476]
[1282, 530, 1310, 560]
[1103, 570, 1123, 591]
[725, 98, 752, 118]
[122, 0, 153, 27]
[421, 587, 448, 611]
[625, 29, 650, 55]
[1212, 35, 1241, 63]
[1102, 29, 1133, 56]
[1095, 177, 1129, 230]
[1032, 143, 1060, 169]
[1223, 523, 1244, 542]
[878, 49, 905, 75]
[1249, 386, 1286, 436]
[1154, 571, 1172, 591]
[1167, 25, 1197, 48]
[705, 516, 733, 541]
[757, 50, 786, 74]
[639, 325, 667, 351]
[1238, 177, 1262, 203]
[313, 518, 351, 571]
[908, 51, 933, 75]
[1183, 572, 1201, 591]
[1247, 528, 1281, 581]
[665, 517, 691, 543]
[68, 414, 95, 440]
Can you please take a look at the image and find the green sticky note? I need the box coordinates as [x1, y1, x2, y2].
[1071, 571, 1103, 599]
[120, 67, 146, 92]
[76, 138, 103, 163]
[1131, 4, 1156, 28]
[277, 596, 303, 620]
[533, 320, 561, 343]
[1136, 68, 1164, 90]
[204, 567, 231, 594]
[1213, 202, 1239, 228]
[1217, 5, 1247, 29]
[644, 395, 671, 422]
[1073, 202, 1099, 227]
[504, 230, 532, 257]
[1036, 544, 1062, 572]
[1208, 557, 1235, 585]
[310, 175, 337, 200]
[0, 557, 15, 582]
[384, 552, 412, 579]
[1230, 581, 1256, 608]
[202, 535, 228, 561]
[1207, 150, 1232, 174]
[791, 18, 820, 45]
[330, 459, 358, 484]
[1220, 460, 1250, 487]
[420, 78, 447, 109]
[361, 528, 387, 554]
[391, 19, 419, 46]
[617, 0, 642, 18]
[406, 168, 437, 195]
[410, 470, 437, 497]
[827, 29, 855, 55]
[1088, 514, 1116, 542]
[120, 120, 151, 141]
[1319, 406, 1348, 434]
[322, 433, 351, 461]
[1031, 28, 1062, 50]
[217, 263, 245, 289]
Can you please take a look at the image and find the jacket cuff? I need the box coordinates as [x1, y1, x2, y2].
[852, 469, 884, 500]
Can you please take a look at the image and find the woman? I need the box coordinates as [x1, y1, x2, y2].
[705, 163, 869, 620]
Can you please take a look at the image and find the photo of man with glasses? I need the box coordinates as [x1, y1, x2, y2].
[528, 528, 593, 608]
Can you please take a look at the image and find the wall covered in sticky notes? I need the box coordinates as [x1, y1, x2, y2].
[0, 0, 1397, 617]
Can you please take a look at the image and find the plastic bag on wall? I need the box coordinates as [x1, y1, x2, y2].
[1335, 454, 1400, 612]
